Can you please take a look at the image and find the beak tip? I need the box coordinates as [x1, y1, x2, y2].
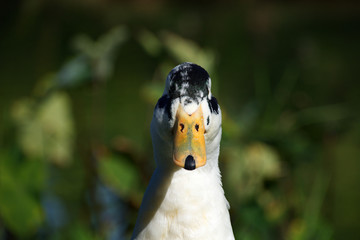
[184, 155, 196, 170]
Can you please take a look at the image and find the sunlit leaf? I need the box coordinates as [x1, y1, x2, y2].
[11, 98, 44, 158]
[72, 26, 128, 82]
[287, 219, 306, 240]
[37, 92, 74, 165]
[224, 142, 281, 201]
[137, 29, 162, 56]
[161, 31, 215, 72]
[12, 91, 75, 166]
[244, 142, 281, 179]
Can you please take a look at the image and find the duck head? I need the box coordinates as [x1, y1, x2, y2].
[151, 62, 222, 171]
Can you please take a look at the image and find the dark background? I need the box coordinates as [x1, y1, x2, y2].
[1, 1, 360, 239]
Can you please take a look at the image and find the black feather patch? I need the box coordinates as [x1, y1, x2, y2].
[156, 95, 172, 120]
[208, 97, 219, 114]
[168, 63, 210, 103]
[157, 95, 169, 109]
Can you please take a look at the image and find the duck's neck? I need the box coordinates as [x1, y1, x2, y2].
[133, 153, 233, 239]
[133, 145, 234, 239]
[158, 161, 225, 211]
[154, 154, 222, 204]
[132, 124, 233, 239]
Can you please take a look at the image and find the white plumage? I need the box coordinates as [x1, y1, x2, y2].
[132, 63, 234, 240]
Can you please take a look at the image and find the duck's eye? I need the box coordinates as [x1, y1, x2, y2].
[195, 124, 199, 132]
[180, 123, 185, 132]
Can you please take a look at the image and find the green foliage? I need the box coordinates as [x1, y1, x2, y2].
[1, 4, 359, 239]
[12, 86, 74, 166]
[161, 32, 216, 73]
[0, 152, 45, 236]
[224, 143, 281, 201]
[98, 154, 143, 205]
[67, 224, 102, 240]
[57, 26, 128, 88]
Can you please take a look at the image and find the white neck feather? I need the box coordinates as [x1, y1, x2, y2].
[132, 124, 234, 240]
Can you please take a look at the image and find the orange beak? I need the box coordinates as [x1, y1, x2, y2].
[173, 104, 206, 170]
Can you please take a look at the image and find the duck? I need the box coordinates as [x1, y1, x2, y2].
[132, 62, 234, 240]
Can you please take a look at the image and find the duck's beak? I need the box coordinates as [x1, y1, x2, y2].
[173, 104, 206, 170]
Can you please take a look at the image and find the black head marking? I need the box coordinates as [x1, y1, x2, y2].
[167, 63, 210, 104]
[208, 96, 219, 114]
[157, 94, 169, 109]
[156, 94, 172, 120]
[184, 97, 194, 106]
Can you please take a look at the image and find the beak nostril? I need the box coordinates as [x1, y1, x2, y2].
[180, 123, 184, 132]
[195, 124, 199, 132]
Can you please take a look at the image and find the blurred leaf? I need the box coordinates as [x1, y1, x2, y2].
[56, 56, 92, 88]
[98, 154, 141, 199]
[236, 205, 269, 240]
[68, 224, 101, 240]
[73, 26, 128, 82]
[137, 29, 162, 56]
[37, 92, 74, 165]
[287, 219, 306, 240]
[302, 172, 331, 239]
[18, 159, 47, 193]
[331, 123, 360, 238]
[161, 31, 215, 72]
[0, 152, 44, 237]
[224, 142, 281, 201]
[12, 98, 44, 158]
[244, 142, 281, 179]
[12, 91, 75, 166]
[257, 191, 286, 224]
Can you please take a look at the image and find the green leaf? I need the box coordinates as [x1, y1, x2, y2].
[12, 91, 75, 166]
[161, 31, 215, 72]
[0, 153, 44, 237]
[98, 155, 140, 197]
[57, 56, 92, 88]
[37, 92, 75, 165]
[224, 142, 281, 202]
[137, 29, 162, 56]
[18, 160, 47, 193]
[72, 26, 128, 81]
[68, 224, 101, 240]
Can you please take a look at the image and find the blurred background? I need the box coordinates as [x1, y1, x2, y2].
[1, 1, 360, 239]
